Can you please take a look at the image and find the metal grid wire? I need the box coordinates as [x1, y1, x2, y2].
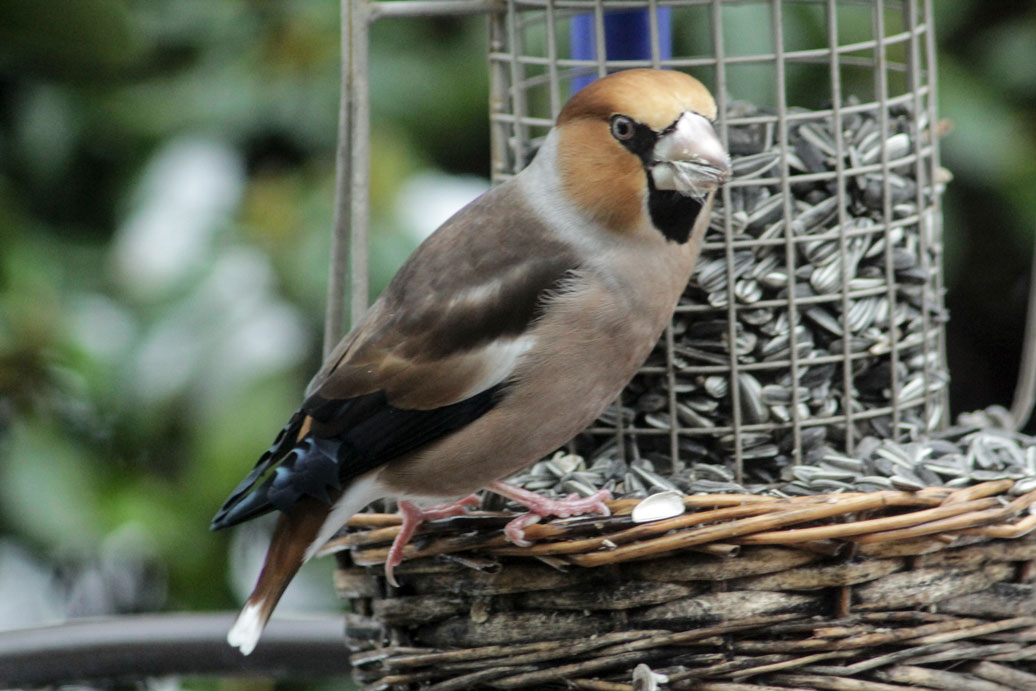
[332, 0, 950, 484]
[487, 0, 948, 479]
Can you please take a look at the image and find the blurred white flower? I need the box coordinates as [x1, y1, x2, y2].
[394, 170, 489, 243]
[0, 540, 64, 630]
[113, 136, 244, 300]
[68, 293, 138, 364]
[131, 246, 309, 407]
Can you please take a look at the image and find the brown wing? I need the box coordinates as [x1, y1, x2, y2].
[211, 182, 580, 528]
[307, 180, 579, 410]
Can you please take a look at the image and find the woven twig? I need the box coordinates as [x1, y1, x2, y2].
[347, 612, 1036, 689]
[337, 480, 1036, 689]
[329, 480, 1034, 570]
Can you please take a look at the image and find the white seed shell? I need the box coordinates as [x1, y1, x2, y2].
[631, 490, 686, 523]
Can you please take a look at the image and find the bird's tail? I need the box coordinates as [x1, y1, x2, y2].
[227, 474, 384, 655]
[227, 501, 327, 655]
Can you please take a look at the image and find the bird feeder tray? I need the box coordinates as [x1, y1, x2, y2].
[332, 479, 1036, 689]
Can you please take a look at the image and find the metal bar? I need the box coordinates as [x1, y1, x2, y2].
[507, 0, 529, 170]
[585, 396, 930, 437]
[324, 0, 355, 357]
[516, 0, 896, 9]
[349, 0, 372, 322]
[695, 212, 926, 249]
[664, 323, 681, 472]
[1012, 234, 1036, 430]
[827, 0, 855, 453]
[652, 0, 675, 468]
[593, 0, 607, 78]
[545, 0, 561, 118]
[713, 0, 745, 481]
[490, 32, 923, 71]
[905, 0, 933, 435]
[691, 0, 726, 481]
[874, 0, 905, 440]
[602, 335, 941, 375]
[369, 0, 502, 21]
[648, 0, 661, 69]
[923, 0, 950, 428]
[587, 401, 916, 438]
[772, 0, 804, 464]
[591, 0, 616, 457]
[0, 613, 349, 686]
[489, 9, 512, 181]
[615, 324, 940, 365]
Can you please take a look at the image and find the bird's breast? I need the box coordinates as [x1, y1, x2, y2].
[378, 236, 699, 499]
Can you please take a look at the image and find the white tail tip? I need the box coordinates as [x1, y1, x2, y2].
[227, 600, 266, 656]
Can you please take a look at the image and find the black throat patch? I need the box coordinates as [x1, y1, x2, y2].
[646, 177, 704, 244]
[617, 118, 705, 245]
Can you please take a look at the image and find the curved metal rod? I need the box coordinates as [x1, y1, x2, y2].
[324, 0, 354, 358]
[0, 612, 350, 686]
[1011, 231, 1036, 431]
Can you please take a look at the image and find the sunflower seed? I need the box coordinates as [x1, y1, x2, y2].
[738, 373, 770, 424]
[632, 465, 683, 492]
[632, 491, 686, 523]
[732, 150, 780, 179]
[890, 474, 924, 491]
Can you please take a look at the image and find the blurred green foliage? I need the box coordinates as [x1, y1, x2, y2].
[0, 0, 1033, 687]
[0, 2, 487, 687]
[935, 5, 1036, 413]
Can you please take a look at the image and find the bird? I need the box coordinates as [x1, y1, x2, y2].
[211, 68, 730, 656]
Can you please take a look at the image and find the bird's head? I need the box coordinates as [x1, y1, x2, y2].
[554, 69, 730, 242]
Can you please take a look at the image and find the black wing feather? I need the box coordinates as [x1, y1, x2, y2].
[209, 385, 502, 530]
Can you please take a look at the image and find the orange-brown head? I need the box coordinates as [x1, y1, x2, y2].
[554, 69, 729, 241]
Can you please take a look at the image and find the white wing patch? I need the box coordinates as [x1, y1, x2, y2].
[445, 278, 505, 312]
[454, 335, 538, 402]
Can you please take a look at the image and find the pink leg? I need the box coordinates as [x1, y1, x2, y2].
[487, 481, 613, 547]
[385, 494, 480, 586]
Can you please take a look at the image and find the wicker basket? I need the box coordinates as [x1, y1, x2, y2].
[329, 479, 1036, 689]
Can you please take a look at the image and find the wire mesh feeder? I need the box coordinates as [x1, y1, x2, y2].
[325, 0, 1036, 689]
[489, 0, 948, 479]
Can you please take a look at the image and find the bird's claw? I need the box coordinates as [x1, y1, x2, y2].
[385, 495, 481, 586]
[419, 494, 481, 520]
[489, 482, 613, 547]
[503, 513, 541, 547]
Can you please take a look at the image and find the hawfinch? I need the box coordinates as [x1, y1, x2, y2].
[212, 68, 729, 655]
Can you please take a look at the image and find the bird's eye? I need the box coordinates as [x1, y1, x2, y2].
[610, 115, 635, 141]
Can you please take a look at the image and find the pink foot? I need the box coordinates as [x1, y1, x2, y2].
[487, 481, 613, 547]
[385, 494, 480, 586]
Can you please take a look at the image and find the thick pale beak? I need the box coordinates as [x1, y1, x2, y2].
[650, 112, 730, 200]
